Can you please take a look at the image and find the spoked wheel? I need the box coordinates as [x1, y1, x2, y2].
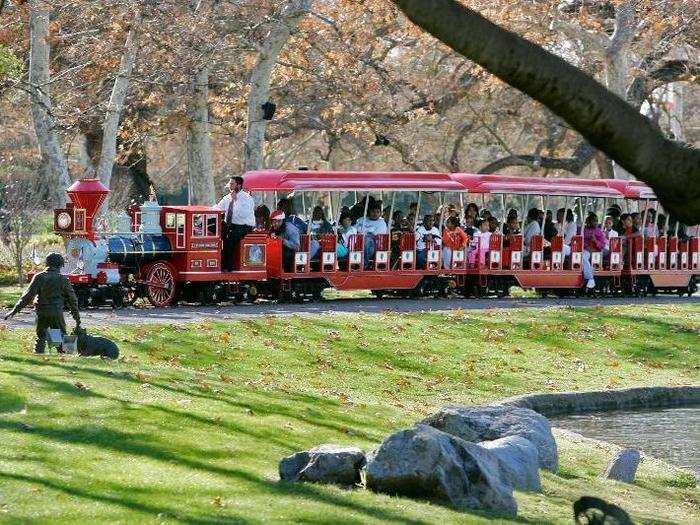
[145, 262, 177, 307]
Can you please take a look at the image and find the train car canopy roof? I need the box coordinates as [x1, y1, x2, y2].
[242, 170, 465, 191]
[451, 173, 628, 198]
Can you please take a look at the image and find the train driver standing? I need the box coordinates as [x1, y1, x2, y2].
[217, 176, 256, 272]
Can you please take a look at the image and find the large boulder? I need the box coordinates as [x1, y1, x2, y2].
[603, 448, 641, 483]
[279, 444, 365, 486]
[365, 424, 517, 517]
[479, 436, 542, 492]
[423, 405, 558, 471]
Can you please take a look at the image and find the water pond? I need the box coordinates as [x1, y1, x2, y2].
[551, 406, 700, 476]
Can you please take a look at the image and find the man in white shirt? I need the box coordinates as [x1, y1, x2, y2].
[355, 204, 388, 269]
[217, 176, 256, 271]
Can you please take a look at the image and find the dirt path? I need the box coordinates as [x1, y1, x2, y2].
[3, 295, 698, 329]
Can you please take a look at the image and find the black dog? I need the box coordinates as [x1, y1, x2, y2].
[73, 327, 119, 359]
[574, 496, 634, 525]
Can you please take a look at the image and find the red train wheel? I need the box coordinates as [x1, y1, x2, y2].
[145, 262, 177, 307]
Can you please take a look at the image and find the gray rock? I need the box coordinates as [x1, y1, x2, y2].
[279, 444, 365, 486]
[423, 405, 558, 471]
[603, 448, 641, 483]
[365, 424, 517, 517]
[479, 436, 542, 492]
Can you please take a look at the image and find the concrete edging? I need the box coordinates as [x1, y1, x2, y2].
[496, 386, 700, 417]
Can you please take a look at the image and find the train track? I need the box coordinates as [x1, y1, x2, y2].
[3, 295, 699, 329]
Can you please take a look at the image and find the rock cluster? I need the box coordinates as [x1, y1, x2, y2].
[277, 403, 557, 518]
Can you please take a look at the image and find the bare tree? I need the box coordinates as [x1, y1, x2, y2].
[391, 0, 700, 223]
[28, 1, 71, 206]
[244, 0, 312, 171]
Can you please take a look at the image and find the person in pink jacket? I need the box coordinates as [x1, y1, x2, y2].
[582, 212, 606, 289]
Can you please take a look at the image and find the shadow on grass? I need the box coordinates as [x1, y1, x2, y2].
[3, 356, 386, 443]
[0, 470, 246, 525]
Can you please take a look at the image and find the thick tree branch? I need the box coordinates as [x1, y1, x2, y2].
[392, 0, 700, 223]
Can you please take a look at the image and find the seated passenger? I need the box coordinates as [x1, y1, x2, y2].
[543, 210, 558, 241]
[355, 204, 388, 269]
[309, 206, 332, 259]
[390, 211, 409, 262]
[602, 215, 619, 255]
[254, 204, 270, 231]
[605, 204, 623, 235]
[555, 208, 576, 256]
[656, 214, 667, 236]
[415, 214, 442, 269]
[468, 218, 491, 266]
[336, 213, 356, 260]
[465, 202, 479, 221]
[442, 216, 468, 269]
[463, 215, 476, 238]
[620, 213, 639, 238]
[644, 209, 659, 237]
[631, 212, 642, 233]
[270, 210, 300, 272]
[583, 212, 606, 289]
[522, 207, 542, 258]
[277, 198, 307, 234]
[502, 210, 520, 236]
[310, 206, 333, 236]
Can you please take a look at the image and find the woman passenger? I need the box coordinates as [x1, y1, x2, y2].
[442, 216, 469, 269]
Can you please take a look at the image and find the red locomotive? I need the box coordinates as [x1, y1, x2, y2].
[39, 170, 699, 307]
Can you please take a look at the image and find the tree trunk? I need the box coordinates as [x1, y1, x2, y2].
[187, 67, 214, 204]
[391, 0, 700, 223]
[28, 3, 71, 206]
[96, 23, 140, 213]
[605, 0, 635, 180]
[244, 0, 312, 172]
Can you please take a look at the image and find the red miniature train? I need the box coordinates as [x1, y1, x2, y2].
[40, 170, 699, 307]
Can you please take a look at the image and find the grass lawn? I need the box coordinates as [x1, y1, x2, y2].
[0, 285, 22, 309]
[0, 304, 698, 524]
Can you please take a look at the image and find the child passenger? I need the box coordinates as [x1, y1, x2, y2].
[468, 218, 491, 266]
[336, 213, 356, 259]
[442, 216, 469, 269]
[415, 214, 441, 269]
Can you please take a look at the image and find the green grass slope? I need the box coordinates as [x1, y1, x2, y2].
[0, 304, 698, 524]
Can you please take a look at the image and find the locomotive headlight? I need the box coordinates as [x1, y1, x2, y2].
[57, 211, 72, 230]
